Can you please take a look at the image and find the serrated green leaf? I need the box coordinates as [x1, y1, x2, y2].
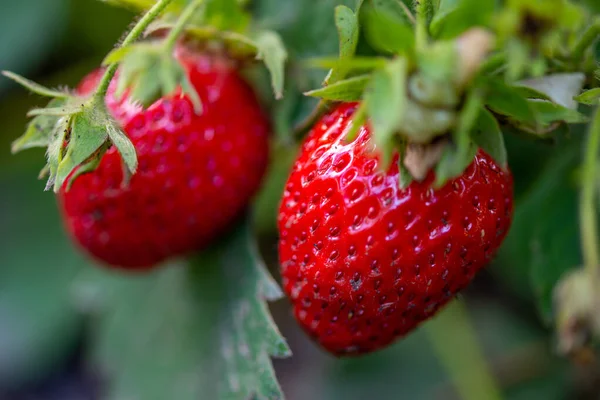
[574, 88, 600, 105]
[484, 78, 537, 124]
[81, 219, 290, 400]
[435, 90, 482, 186]
[12, 98, 66, 153]
[2, 70, 70, 98]
[54, 111, 110, 191]
[252, 30, 287, 99]
[471, 108, 507, 169]
[326, 5, 361, 85]
[305, 74, 371, 101]
[365, 57, 407, 166]
[361, 3, 415, 55]
[430, 0, 495, 39]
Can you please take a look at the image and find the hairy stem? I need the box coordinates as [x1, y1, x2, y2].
[95, 0, 175, 99]
[580, 106, 600, 273]
[572, 18, 600, 61]
[163, 0, 206, 51]
[426, 301, 503, 400]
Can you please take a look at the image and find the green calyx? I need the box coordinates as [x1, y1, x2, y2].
[108, 0, 287, 102]
[4, 71, 137, 193]
[104, 41, 203, 114]
[304, 0, 596, 188]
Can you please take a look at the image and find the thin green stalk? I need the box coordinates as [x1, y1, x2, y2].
[414, 0, 432, 49]
[580, 106, 600, 273]
[95, 0, 175, 99]
[572, 18, 600, 61]
[163, 0, 206, 51]
[426, 301, 503, 400]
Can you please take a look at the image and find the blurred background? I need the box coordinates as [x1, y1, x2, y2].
[0, 0, 599, 399]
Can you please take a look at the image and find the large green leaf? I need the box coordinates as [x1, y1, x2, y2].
[82, 220, 290, 400]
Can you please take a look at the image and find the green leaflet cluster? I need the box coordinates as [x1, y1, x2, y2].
[305, 0, 594, 188]
[108, 0, 287, 102]
[3, 71, 136, 192]
[78, 219, 290, 400]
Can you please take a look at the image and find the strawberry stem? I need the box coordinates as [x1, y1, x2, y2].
[426, 301, 503, 400]
[414, 0, 432, 50]
[163, 0, 206, 51]
[94, 0, 175, 99]
[580, 106, 600, 273]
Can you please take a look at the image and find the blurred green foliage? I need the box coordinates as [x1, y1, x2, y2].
[0, 0, 593, 398]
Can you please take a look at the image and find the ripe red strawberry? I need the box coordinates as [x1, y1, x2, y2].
[59, 46, 269, 269]
[278, 103, 513, 355]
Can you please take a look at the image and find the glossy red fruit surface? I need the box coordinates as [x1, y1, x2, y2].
[59, 46, 269, 269]
[278, 103, 513, 355]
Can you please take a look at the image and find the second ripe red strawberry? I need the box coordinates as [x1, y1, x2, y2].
[59, 45, 270, 269]
[278, 103, 514, 356]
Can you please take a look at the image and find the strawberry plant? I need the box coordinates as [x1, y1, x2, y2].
[2, 0, 600, 398]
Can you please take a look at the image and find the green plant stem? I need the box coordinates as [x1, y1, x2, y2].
[580, 106, 600, 274]
[426, 301, 503, 400]
[572, 18, 600, 61]
[94, 0, 175, 99]
[414, 0, 431, 49]
[163, 0, 206, 51]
